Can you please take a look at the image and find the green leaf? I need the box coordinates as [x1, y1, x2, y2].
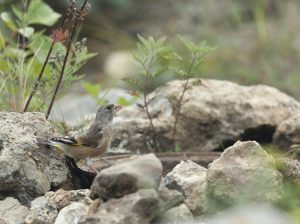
[175, 144, 182, 152]
[117, 96, 138, 106]
[0, 12, 17, 31]
[25, 58, 50, 84]
[27, 0, 61, 26]
[0, 30, 5, 51]
[96, 98, 107, 106]
[82, 81, 101, 98]
[12, 5, 23, 20]
[122, 77, 140, 85]
[28, 32, 53, 63]
[18, 27, 34, 38]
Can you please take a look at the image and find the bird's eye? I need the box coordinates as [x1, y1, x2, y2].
[106, 105, 112, 110]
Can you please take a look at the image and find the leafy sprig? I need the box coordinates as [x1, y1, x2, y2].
[0, 0, 95, 113]
[123, 35, 172, 152]
[123, 35, 213, 151]
[172, 37, 214, 143]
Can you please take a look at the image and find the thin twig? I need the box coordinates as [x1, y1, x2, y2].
[17, 0, 29, 111]
[46, 0, 89, 119]
[23, 3, 74, 112]
[143, 92, 160, 151]
[23, 41, 55, 112]
[172, 57, 195, 144]
[172, 80, 189, 140]
[143, 58, 161, 152]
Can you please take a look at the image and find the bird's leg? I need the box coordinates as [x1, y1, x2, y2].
[85, 157, 98, 173]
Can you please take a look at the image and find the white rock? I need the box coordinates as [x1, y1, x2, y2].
[164, 160, 208, 215]
[0, 197, 29, 224]
[55, 203, 89, 224]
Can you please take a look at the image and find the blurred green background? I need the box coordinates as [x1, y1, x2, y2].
[2, 0, 300, 98]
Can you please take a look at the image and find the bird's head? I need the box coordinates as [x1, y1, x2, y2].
[95, 104, 123, 122]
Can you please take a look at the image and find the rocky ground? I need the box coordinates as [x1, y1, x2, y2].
[1, 79, 300, 223]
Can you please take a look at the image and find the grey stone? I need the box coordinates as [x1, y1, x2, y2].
[277, 158, 300, 184]
[25, 196, 58, 224]
[25, 189, 92, 224]
[154, 203, 194, 224]
[207, 141, 283, 204]
[0, 197, 29, 224]
[45, 189, 92, 211]
[90, 154, 163, 200]
[52, 87, 136, 126]
[0, 219, 7, 224]
[79, 189, 160, 224]
[0, 112, 68, 204]
[112, 79, 300, 152]
[163, 160, 208, 215]
[273, 113, 300, 151]
[54, 202, 89, 224]
[201, 203, 293, 224]
[157, 180, 184, 212]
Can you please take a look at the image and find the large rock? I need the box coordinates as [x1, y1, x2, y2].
[0, 197, 29, 224]
[79, 189, 160, 224]
[0, 112, 68, 204]
[206, 141, 283, 204]
[272, 113, 300, 151]
[163, 160, 208, 215]
[52, 87, 136, 125]
[90, 154, 162, 200]
[112, 79, 300, 152]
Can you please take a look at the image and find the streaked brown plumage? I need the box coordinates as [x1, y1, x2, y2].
[42, 104, 122, 171]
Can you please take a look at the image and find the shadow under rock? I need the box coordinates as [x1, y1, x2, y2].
[214, 125, 276, 152]
[65, 156, 97, 189]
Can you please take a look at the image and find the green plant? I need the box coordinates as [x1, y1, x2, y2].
[123, 35, 172, 152]
[82, 81, 138, 111]
[0, 0, 96, 113]
[172, 37, 213, 144]
[123, 35, 212, 151]
[82, 81, 107, 106]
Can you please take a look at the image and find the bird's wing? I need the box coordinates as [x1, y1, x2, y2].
[75, 126, 104, 148]
[50, 136, 80, 146]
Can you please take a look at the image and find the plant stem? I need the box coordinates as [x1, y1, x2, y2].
[142, 54, 160, 152]
[23, 42, 55, 112]
[172, 57, 195, 144]
[46, 0, 89, 119]
[143, 92, 160, 152]
[18, 0, 29, 111]
[23, 3, 74, 112]
[172, 79, 189, 140]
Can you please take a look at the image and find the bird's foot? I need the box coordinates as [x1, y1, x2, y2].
[85, 157, 98, 174]
[87, 165, 98, 174]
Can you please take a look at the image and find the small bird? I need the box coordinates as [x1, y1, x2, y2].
[41, 104, 123, 172]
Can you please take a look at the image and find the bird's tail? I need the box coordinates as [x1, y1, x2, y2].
[35, 138, 58, 159]
[37, 139, 55, 154]
[37, 138, 54, 149]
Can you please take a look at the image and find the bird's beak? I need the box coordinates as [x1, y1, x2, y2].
[114, 105, 123, 113]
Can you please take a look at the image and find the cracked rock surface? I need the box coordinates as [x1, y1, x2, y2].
[112, 79, 300, 152]
[0, 112, 68, 204]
